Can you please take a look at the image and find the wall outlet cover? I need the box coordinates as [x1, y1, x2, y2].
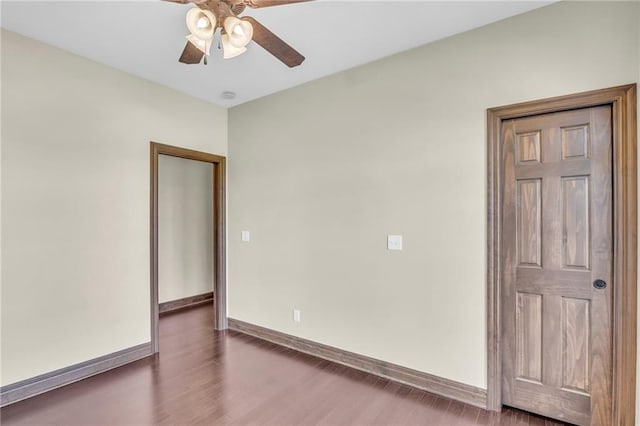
[241, 230, 250, 242]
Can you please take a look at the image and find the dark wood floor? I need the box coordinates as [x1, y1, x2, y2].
[1, 304, 568, 425]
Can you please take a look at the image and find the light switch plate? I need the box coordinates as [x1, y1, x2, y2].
[387, 235, 403, 251]
[241, 230, 250, 242]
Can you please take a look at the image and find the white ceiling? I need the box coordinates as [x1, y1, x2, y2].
[1, 1, 553, 107]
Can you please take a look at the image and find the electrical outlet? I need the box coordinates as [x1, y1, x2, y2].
[293, 309, 301, 323]
[241, 230, 250, 242]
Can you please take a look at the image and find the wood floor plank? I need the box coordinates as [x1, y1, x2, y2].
[0, 305, 571, 425]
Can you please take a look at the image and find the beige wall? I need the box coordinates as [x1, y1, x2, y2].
[0, 30, 227, 386]
[228, 0, 639, 400]
[158, 155, 214, 304]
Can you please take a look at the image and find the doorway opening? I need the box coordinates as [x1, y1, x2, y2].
[486, 85, 637, 425]
[150, 142, 227, 353]
[157, 155, 214, 316]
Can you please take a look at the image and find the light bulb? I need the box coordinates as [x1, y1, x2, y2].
[233, 25, 244, 36]
[197, 17, 209, 29]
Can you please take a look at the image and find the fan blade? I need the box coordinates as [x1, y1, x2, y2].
[179, 41, 204, 64]
[243, 17, 305, 67]
[244, 0, 312, 8]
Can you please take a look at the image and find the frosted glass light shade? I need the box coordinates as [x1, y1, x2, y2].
[186, 8, 217, 41]
[223, 17, 253, 48]
[221, 33, 247, 59]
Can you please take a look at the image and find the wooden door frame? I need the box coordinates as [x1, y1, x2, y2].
[150, 142, 227, 353]
[486, 84, 637, 424]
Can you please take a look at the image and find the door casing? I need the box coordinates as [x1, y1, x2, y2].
[150, 142, 227, 353]
[486, 84, 637, 424]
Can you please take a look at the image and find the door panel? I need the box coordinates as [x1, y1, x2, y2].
[517, 131, 541, 164]
[561, 296, 590, 394]
[516, 292, 543, 382]
[501, 106, 613, 425]
[562, 176, 590, 269]
[517, 179, 542, 266]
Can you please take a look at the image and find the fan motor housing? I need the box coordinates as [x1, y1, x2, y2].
[231, 3, 246, 14]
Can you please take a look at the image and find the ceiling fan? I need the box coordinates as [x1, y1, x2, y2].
[164, 0, 312, 67]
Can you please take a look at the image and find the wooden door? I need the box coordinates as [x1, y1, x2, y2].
[501, 106, 612, 425]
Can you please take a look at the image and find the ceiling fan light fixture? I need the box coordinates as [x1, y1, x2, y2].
[223, 16, 253, 48]
[186, 8, 217, 41]
[168, 0, 307, 68]
[221, 33, 247, 58]
[186, 34, 213, 56]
